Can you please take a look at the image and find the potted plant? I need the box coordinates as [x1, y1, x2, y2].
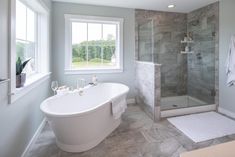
[16, 57, 31, 88]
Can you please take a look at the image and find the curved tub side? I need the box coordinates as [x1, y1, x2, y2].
[47, 101, 121, 152]
[41, 83, 129, 152]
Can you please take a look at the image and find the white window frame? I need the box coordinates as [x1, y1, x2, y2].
[16, 2, 38, 77]
[64, 14, 124, 74]
[8, 0, 51, 104]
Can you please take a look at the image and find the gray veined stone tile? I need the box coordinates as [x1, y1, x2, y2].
[26, 105, 235, 157]
[104, 144, 143, 157]
[141, 121, 182, 143]
[25, 140, 60, 157]
[175, 134, 197, 151]
[140, 137, 187, 157]
[104, 131, 146, 151]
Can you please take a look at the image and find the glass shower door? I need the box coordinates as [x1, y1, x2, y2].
[138, 20, 153, 62]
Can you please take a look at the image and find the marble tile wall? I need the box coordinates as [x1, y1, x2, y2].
[187, 2, 219, 104]
[135, 62, 161, 121]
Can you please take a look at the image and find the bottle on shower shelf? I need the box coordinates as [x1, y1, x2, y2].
[188, 32, 193, 41]
[184, 33, 188, 42]
[185, 46, 190, 52]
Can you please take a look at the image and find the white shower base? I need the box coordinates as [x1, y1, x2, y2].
[161, 95, 207, 111]
[160, 95, 217, 118]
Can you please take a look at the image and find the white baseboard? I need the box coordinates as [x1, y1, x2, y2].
[218, 107, 235, 119]
[127, 98, 136, 104]
[21, 118, 47, 157]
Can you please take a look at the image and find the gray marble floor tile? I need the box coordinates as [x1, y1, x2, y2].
[25, 105, 235, 157]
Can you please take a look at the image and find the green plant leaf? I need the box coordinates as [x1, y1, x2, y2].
[16, 57, 22, 75]
[16, 57, 31, 75]
[22, 58, 31, 70]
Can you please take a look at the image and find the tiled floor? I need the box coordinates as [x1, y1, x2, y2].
[26, 105, 235, 157]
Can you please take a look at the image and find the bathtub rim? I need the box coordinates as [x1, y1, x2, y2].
[40, 83, 129, 118]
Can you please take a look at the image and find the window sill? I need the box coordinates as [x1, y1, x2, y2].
[10, 72, 51, 103]
[64, 68, 123, 75]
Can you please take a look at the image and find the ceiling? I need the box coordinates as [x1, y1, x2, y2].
[52, 0, 219, 13]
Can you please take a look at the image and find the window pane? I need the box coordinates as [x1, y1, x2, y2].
[72, 22, 87, 44]
[24, 41, 36, 75]
[26, 8, 35, 42]
[103, 24, 117, 66]
[72, 22, 88, 68]
[88, 46, 101, 60]
[72, 45, 86, 68]
[87, 46, 102, 67]
[16, 0, 26, 40]
[103, 45, 116, 65]
[71, 21, 119, 69]
[16, 40, 26, 60]
[103, 24, 116, 40]
[88, 23, 102, 41]
[16, 40, 36, 76]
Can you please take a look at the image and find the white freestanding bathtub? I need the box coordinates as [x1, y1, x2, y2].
[40, 83, 129, 152]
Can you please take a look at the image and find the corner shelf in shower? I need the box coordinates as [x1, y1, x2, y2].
[180, 51, 194, 54]
[181, 40, 194, 44]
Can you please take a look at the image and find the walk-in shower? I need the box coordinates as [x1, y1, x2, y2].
[135, 2, 219, 120]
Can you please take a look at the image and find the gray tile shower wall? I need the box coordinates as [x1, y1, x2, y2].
[135, 10, 188, 97]
[187, 2, 219, 104]
[135, 2, 219, 112]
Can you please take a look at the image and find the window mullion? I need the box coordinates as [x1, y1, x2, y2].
[116, 24, 119, 66]
[101, 24, 103, 65]
[25, 7, 28, 60]
[26, 8, 28, 42]
[35, 13, 39, 73]
[86, 23, 88, 65]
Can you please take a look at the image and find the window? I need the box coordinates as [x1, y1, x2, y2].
[65, 14, 124, 74]
[16, 0, 37, 76]
[8, 0, 50, 103]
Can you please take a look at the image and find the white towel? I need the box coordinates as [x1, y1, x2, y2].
[111, 94, 127, 119]
[226, 35, 235, 86]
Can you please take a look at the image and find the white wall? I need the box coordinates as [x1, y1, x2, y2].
[0, 0, 52, 157]
[219, 0, 235, 113]
[51, 2, 136, 98]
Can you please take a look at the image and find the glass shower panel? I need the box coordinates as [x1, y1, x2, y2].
[153, 13, 188, 99]
[138, 20, 153, 62]
[187, 18, 216, 107]
[157, 5, 217, 111]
